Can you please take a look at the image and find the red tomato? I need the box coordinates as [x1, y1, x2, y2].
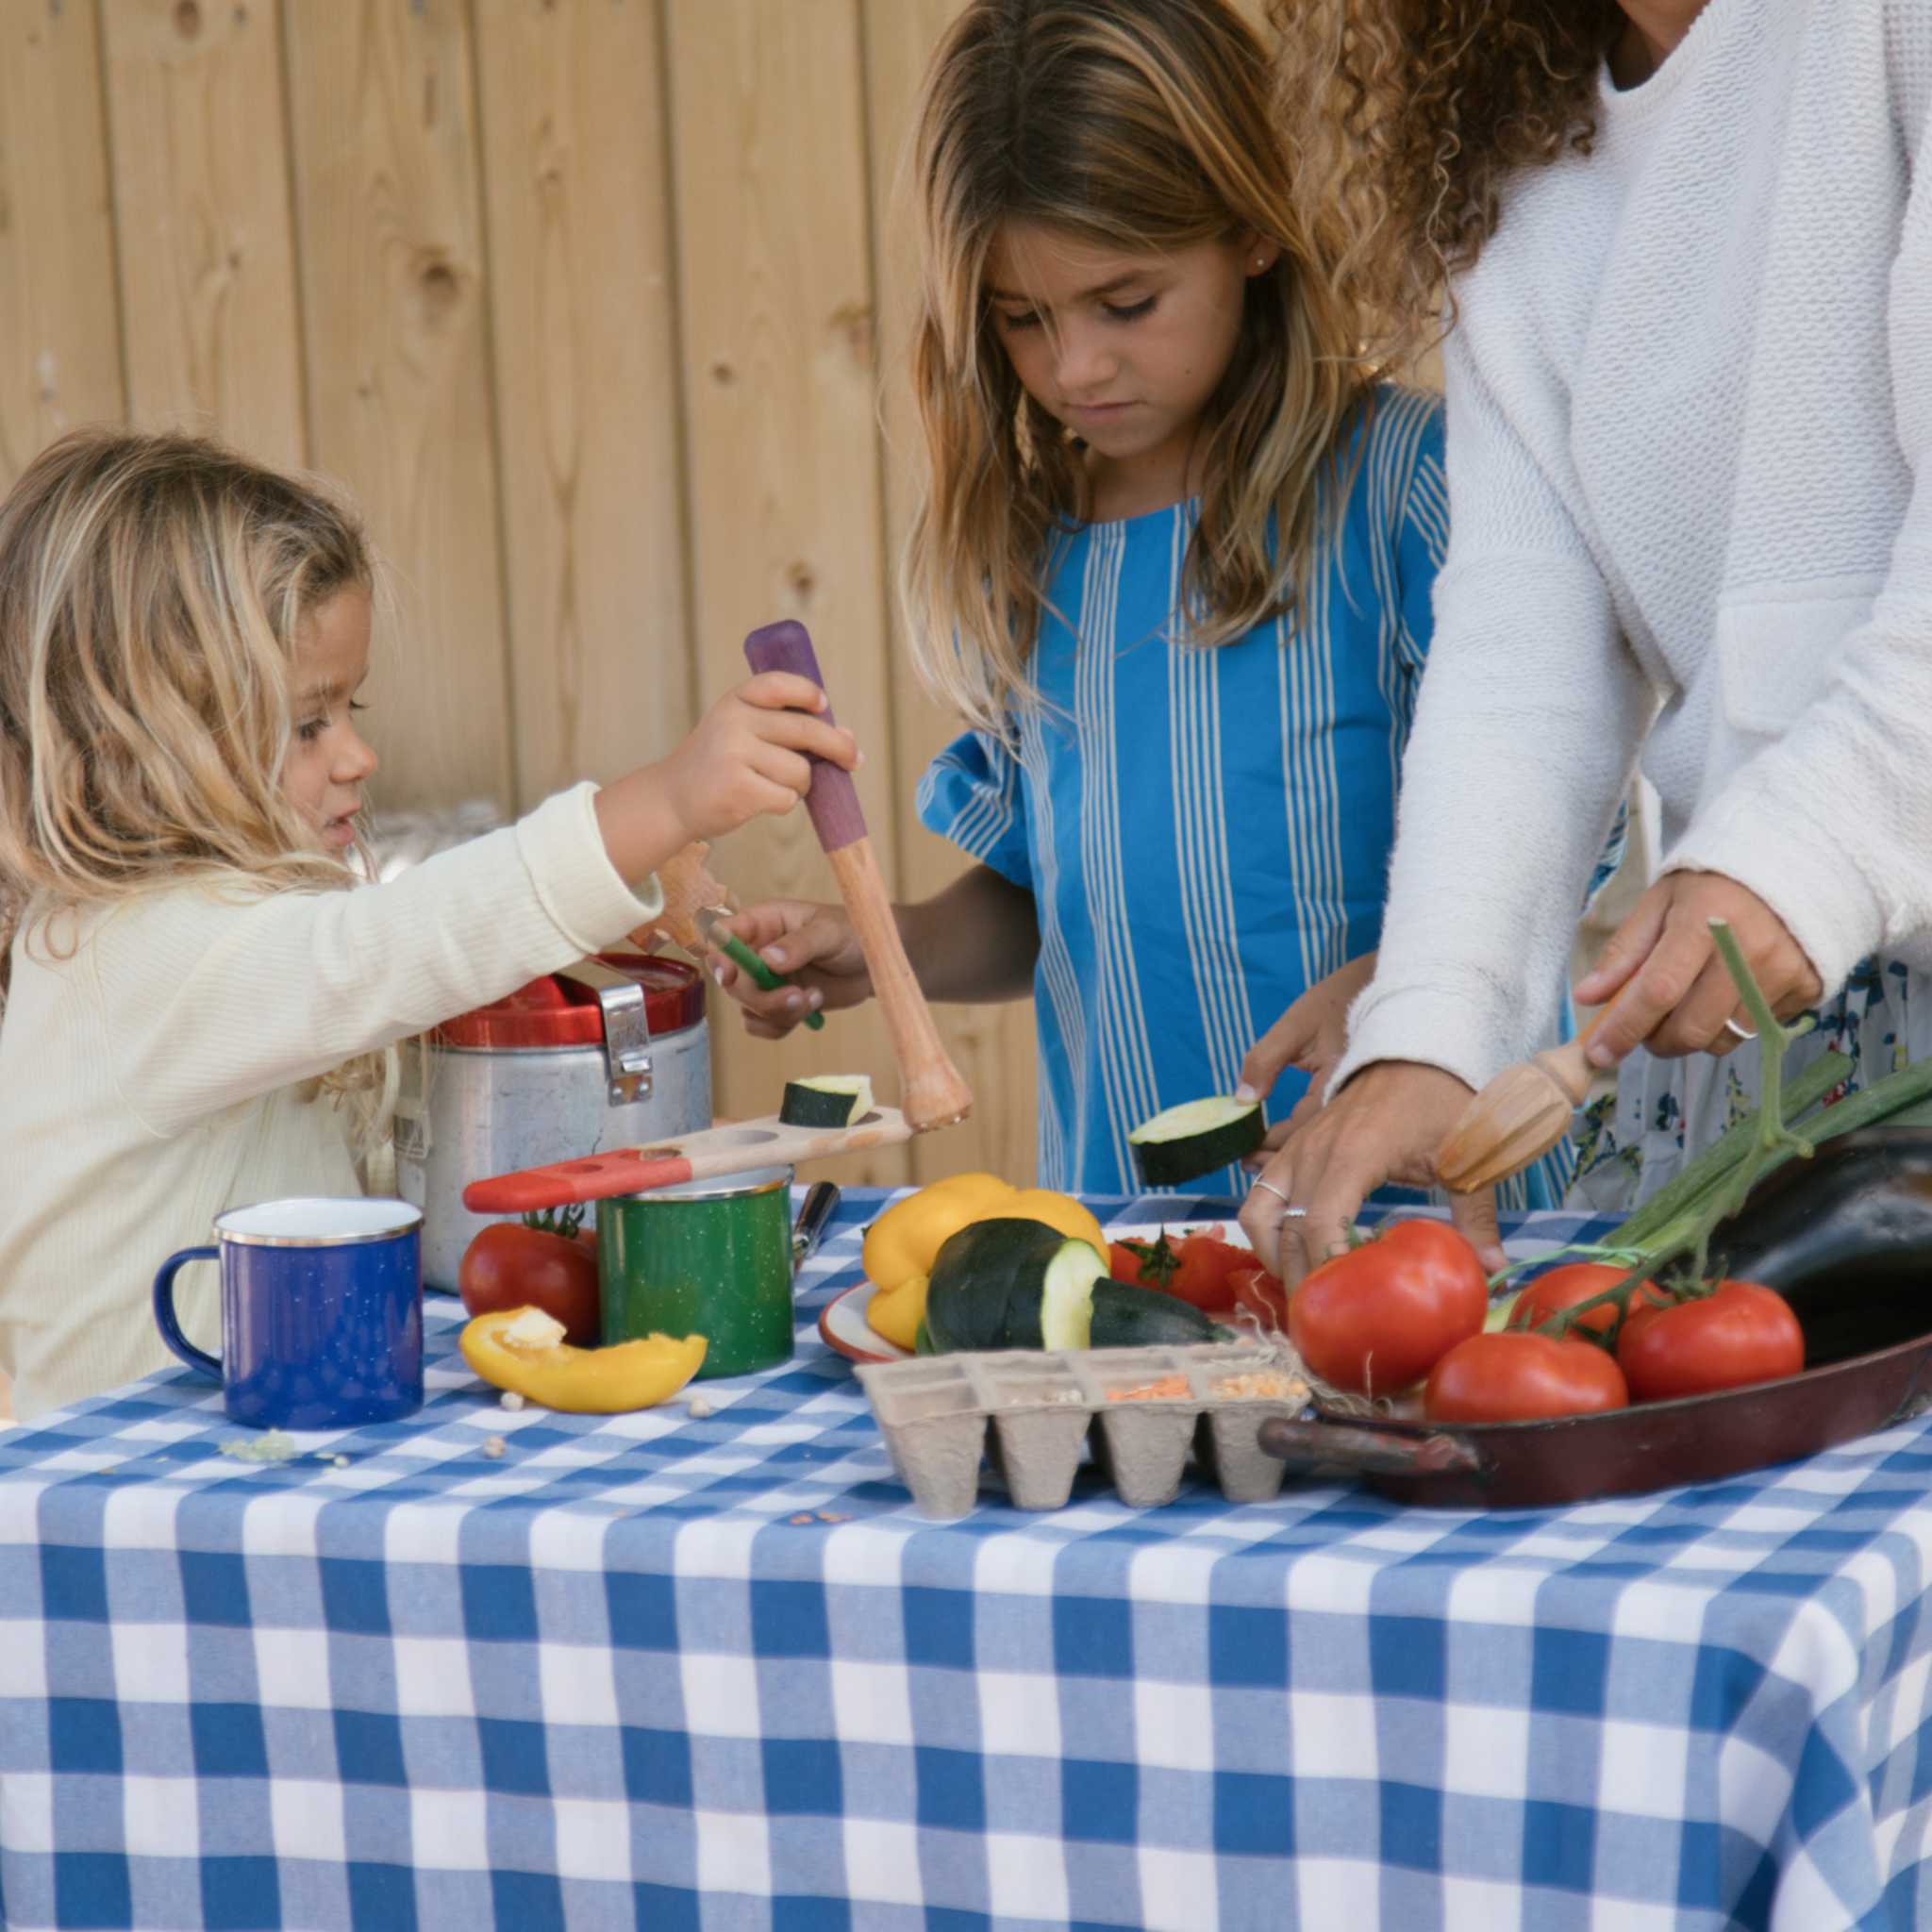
[1287, 1220, 1490, 1395]
[458, 1221, 601, 1344]
[1229, 1265, 1289, 1335]
[1615, 1281, 1805, 1403]
[1424, 1331, 1630, 1423]
[1509, 1262, 1662, 1339]
[1109, 1237, 1174, 1289]
[1167, 1233, 1248, 1311]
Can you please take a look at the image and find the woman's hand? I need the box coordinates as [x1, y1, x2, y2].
[1574, 870, 1823, 1064]
[1236, 1060, 1500, 1285]
[710, 899, 872, 1039]
[1237, 951, 1379, 1152]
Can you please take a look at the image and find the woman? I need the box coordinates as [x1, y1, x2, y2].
[1241, 0, 1932, 1278]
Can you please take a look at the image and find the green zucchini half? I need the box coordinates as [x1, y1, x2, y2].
[1087, 1277, 1227, 1348]
[1128, 1095, 1265, 1187]
[778, 1074, 874, 1129]
[924, 1217, 1110, 1353]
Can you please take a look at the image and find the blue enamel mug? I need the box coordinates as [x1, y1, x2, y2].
[152, 1197, 425, 1428]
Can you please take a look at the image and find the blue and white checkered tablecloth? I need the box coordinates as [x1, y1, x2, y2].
[3, 1191, 1932, 1932]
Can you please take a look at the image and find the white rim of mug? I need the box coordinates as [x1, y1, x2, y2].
[214, 1197, 424, 1248]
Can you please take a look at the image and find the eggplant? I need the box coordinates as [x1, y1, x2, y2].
[1711, 1128, 1932, 1367]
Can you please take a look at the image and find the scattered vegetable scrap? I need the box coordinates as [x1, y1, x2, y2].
[1212, 1372, 1305, 1401]
[220, 1431, 301, 1463]
[1108, 1374, 1191, 1401]
[482, 1436, 506, 1459]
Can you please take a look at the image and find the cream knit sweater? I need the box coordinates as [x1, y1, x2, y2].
[0, 783, 662, 1421]
[1337, 0, 1932, 1097]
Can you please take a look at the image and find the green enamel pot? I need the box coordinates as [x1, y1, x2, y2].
[597, 1165, 795, 1378]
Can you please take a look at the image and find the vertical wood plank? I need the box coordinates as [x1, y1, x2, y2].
[666, 0, 910, 1188]
[473, 0, 692, 810]
[99, 0, 305, 465]
[283, 0, 512, 810]
[861, 0, 1042, 1188]
[0, 0, 125, 486]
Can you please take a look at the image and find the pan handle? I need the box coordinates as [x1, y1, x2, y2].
[1257, 1416, 1486, 1479]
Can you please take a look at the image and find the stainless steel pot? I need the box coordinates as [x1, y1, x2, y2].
[395, 952, 710, 1291]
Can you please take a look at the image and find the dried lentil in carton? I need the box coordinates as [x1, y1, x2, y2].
[857, 1342, 1311, 1520]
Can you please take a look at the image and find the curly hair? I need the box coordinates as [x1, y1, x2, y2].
[1271, 0, 1624, 358]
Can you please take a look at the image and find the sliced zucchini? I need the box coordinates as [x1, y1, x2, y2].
[779, 1074, 874, 1129]
[1087, 1277, 1229, 1348]
[1036, 1239, 1111, 1351]
[1128, 1095, 1265, 1188]
[924, 1217, 1108, 1353]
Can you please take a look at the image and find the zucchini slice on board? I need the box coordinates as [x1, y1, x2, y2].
[1128, 1096, 1265, 1187]
[778, 1074, 874, 1129]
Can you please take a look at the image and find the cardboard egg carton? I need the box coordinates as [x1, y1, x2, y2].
[856, 1342, 1311, 1519]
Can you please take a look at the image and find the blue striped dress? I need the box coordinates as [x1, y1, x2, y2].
[918, 386, 1577, 1208]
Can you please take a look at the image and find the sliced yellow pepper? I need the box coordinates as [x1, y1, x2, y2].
[459, 1307, 707, 1413]
[860, 1172, 1013, 1291]
[867, 1272, 928, 1351]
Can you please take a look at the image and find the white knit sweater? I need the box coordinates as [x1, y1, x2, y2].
[0, 783, 661, 1421]
[1337, 0, 1932, 1097]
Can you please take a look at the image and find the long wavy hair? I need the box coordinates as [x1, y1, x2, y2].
[0, 428, 394, 1139]
[1272, 0, 1624, 361]
[904, 0, 1373, 730]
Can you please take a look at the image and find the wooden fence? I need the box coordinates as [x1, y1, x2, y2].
[8, 2, 1296, 1187]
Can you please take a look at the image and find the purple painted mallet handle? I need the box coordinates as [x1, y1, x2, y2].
[743, 620, 866, 852]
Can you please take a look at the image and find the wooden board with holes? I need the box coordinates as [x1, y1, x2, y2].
[464, 1107, 918, 1215]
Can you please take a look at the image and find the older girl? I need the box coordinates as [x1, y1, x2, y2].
[716, 0, 1597, 1217]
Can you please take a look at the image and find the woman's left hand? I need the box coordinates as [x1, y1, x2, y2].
[1574, 870, 1824, 1064]
[1236, 951, 1379, 1151]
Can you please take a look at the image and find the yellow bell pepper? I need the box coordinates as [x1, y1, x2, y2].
[459, 1307, 707, 1413]
[860, 1172, 1012, 1291]
[866, 1272, 928, 1351]
[858, 1174, 1107, 1314]
[1003, 1189, 1108, 1258]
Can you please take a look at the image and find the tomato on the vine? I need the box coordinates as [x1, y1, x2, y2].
[1108, 1228, 1245, 1310]
[1287, 1219, 1489, 1395]
[458, 1214, 601, 1345]
[1424, 1331, 1629, 1423]
[1509, 1262, 1662, 1339]
[1615, 1280, 1804, 1403]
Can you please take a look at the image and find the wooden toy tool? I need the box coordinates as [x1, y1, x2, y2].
[464, 622, 971, 1213]
[1435, 1010, 1608, 1191]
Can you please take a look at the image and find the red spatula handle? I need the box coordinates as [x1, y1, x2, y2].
[463, 1148, 695, 1215]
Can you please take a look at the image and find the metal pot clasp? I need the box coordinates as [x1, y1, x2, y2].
[557, 958, 655, 1106]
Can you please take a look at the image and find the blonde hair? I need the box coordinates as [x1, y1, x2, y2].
[1272, 0, 1622, 363]
[904, 0, 1373, 729]
[0, 428, 392, 1138]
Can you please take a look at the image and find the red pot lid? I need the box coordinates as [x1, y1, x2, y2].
[434, 952, 705, 1049]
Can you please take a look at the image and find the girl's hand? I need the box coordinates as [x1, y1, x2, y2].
[711, 899, 873, 1039]
[1574, 870, 1824, 1065]
[1236, 951, 1379, 1151]
[1235, 1060, 1501, 1286]
[659, 673, 860, 844]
